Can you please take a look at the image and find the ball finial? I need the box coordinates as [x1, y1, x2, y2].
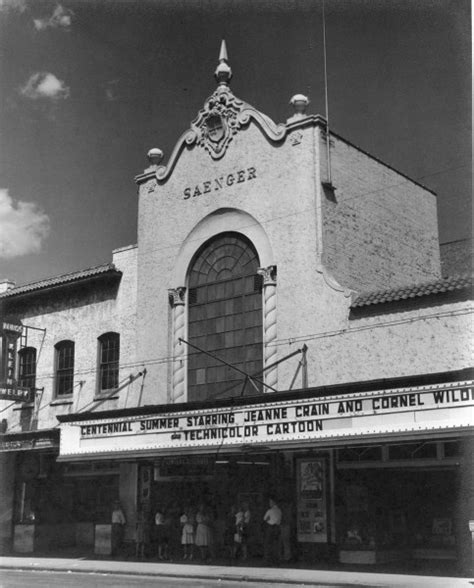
[289, 94, 310, 116]
[147, 148, 164, 166]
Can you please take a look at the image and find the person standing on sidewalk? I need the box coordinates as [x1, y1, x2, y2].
[195, 504, 212, 561]
[111, 501, 126, 556]
[180, 508, 195, 560]
[155, 506, 169, 560]
[263, 496, 282, 564]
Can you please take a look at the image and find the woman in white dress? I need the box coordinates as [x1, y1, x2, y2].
[194, 504, 212, 561]
[180, 508, 195, 560]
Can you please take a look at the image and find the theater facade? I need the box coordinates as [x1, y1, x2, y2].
[0, 43, 472, 573]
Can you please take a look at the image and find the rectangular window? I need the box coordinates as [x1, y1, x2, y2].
[55, 341, 74, 396]
[18, 347, 36, 390]
[98, 333, 120, 393]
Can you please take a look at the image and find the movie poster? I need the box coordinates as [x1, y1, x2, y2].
[296, 459, 327, 543]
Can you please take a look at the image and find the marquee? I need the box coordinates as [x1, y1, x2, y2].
[58, 381, 474, 460]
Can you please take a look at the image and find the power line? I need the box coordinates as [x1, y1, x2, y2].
[15, 305, 473, 384]
[121, 160, 470, 265]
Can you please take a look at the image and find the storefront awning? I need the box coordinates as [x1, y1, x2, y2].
[0, 428, 59, 453]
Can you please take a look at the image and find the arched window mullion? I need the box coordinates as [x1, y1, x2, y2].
[187, 233, 262, 402]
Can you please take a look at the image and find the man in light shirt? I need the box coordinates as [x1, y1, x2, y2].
[111, 501, 126, 555]
[263, 496, 282, 563]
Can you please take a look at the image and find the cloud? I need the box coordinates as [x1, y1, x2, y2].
[0, 189, 50, 259]
[0, 0, 27, 13]
[34, 4, 73, 31]
[20, 72, 70, 101]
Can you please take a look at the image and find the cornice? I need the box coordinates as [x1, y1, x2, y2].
[135, 89, 327, 186]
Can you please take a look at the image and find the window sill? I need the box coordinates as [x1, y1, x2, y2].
[13, 403, 35, 411]
[93, 395, 119, 402]
[50, 399, 74, 406]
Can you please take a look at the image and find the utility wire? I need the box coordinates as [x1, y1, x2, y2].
[3, 160, 469, 292]
[132, 160, 470, 264]
[14, 305, 473, 383]
[87, 160, 470, 266]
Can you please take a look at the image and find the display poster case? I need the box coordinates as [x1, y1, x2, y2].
[296, 458, 328, 543]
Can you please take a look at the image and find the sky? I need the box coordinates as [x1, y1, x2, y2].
[0, 0, 471, 286]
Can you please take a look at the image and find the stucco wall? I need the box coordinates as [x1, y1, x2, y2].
[278, 299, 473, 389]
[136, 119, 342, 403]
[0, 245, 138, 433]
[320, 132, 441, 292]
[134, 113, 468, 404]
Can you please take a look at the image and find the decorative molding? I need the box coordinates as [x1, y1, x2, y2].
[168, 287, 186, 403]
[134, 114, 328, 186]
[191, 87, 245, 160]
[290, 131, 304, 146]
[151, 87, 286, 184]
[147, 180, 157, 193]
[315, 264, 355, 298]
[258, 266, 277, 391]
[168, 287, 186, 307]
[171, 303, 186, 403]
[258, 265, 277, 286]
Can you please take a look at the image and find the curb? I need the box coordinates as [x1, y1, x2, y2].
[0, 560, 471, 588]
[0, 563, 370, 586]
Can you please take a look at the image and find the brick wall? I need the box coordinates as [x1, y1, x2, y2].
[320, 131, 441, 292]
[440, 238, 473, 276]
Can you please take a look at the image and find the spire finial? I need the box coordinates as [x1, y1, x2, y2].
[214, 39, 232, 86]
[219, 39, 228, 62]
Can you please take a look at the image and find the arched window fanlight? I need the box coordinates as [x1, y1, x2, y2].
[187, 233, 263, 402]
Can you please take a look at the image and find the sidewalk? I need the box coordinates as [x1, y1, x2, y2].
[0, 556, 472, 587]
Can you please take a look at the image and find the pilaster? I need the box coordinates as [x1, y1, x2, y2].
[168, 287, 186, 403]
[258, 266, 277, 391]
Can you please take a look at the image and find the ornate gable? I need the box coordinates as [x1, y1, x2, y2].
[191, 86, 245, 160]
[152, 41, 287, 182]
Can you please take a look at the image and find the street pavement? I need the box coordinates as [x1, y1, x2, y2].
[0, 569, 316, 588]
[0, 556, 472, 587]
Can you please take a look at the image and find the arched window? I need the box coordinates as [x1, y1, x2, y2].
[98, 332, 120, 393]
[55, 340, 74, 397]
[18, 347, 36, 390]
[187, 233, 262, 401]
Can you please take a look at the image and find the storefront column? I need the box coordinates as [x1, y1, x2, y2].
[456, 436, 474, 575]
[0, 453, 15, 552]
[168, 287, 186, 403]
[258, 266, 277, 391]
[119, 463, 138, 544]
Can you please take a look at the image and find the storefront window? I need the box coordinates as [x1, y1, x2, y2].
[187, 233, 262, 401]
[337, 469, 457, 552]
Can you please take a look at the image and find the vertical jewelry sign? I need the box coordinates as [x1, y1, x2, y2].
[296, 458, 328, 543]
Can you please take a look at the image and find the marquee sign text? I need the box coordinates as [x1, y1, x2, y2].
[58, 382, 474, 458]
